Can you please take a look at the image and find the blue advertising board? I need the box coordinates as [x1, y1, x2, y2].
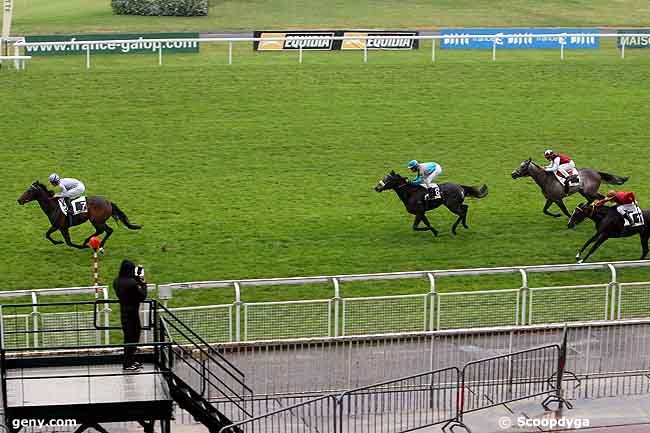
[440, 28, 599, 49]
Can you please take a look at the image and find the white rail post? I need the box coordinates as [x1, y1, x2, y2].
[158, 44, 162, 66]
[332, 278, 341, 337]
[31, 291, 38, 348]
[608, 264, 618, 320]
[427, 273, 436, 331]
[233, 282, 242, 342]
[0, 305, 4, 349]
[86, 45, 90, 69]
[102, 286, 111, 344]
[228, 41, 232, 65]
[431, 37, 436, 63]
[621, 38, 626, 60]
[560, 33, 566, 61]
[363, 41, 368, 64]
[13, 42, 19, 70]
[519, 269, 528, 325]
[299, 45, 303, 64]
[492, 38, 497, 61]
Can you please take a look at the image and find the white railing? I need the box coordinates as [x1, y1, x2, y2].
[2, 260, 650, 345]
[11, 32, 650, 69]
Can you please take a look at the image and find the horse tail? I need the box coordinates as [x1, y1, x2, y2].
[111, 202, 142, 230]
[599, 172, 629, 185]
[461, 184, 488, 199]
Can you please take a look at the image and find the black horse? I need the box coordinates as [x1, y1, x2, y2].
[568, 203, 650, 263]
[375, 171, 488, 236]
[17, 181, 141, 250]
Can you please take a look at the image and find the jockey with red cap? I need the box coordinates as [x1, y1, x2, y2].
[594, 190, 638, 225]
[544, 149, 576, 180]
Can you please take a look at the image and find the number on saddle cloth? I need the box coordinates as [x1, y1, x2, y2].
[555, 170, 580, 187]
[425, 184, 442, 201]
[58, 197, 88, 215]
[622, 204, 644, 227]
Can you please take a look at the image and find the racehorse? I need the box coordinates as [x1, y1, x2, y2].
[511, 158, 628, 218]
[17, 181, 141, 250]
[568, 203, 650, 263]
[374, 171, 488, 237]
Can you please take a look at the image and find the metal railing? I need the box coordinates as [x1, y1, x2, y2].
[2, 260, 650, 344]
[10, 32, 650, 69]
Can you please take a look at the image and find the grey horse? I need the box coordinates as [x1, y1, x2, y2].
[511, 158, 628, 218]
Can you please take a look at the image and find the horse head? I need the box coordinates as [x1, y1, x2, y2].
[17, 181, 53, 205]
[375, 170, 407, 192]
[568, 203, 592, 229]
[511, 158, 533, 179]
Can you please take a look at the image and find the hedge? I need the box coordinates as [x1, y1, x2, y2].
[111, 0, 208, 16]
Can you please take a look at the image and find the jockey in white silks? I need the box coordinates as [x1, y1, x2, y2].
[49, 173, 86, 226]
[544, 149, 576, 180]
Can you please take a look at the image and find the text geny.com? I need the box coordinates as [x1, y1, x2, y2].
[11, 419, 77, 429]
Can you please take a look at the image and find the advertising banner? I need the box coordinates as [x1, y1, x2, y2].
[254, 30, 419, 51]
[440, 28, 599, 49]
[24, 33, 200, 56]
[617, 30, 650, 48]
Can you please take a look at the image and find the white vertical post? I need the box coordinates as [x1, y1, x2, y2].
[621, 39, 626, 59]
[363, 41, 368, 63]
[299, 45, 303, 64]
[431, 38, 436, 62]
[427, 273, 435, 331]
[519, 269, 528, 325]
[492, 38, 496, 61]
[31, 292, 38, 348]
[560, 34, 566, 60]
[608, 264, 618, 320]
[86, 45, 90, 69]
[158, 45, 162, 65]
[233, 282, 241, 342]
[332, 278, 340, 337]
[102, 287, 110, 345]
[13, 42, 19, 70]
[228, 41, 232, 65]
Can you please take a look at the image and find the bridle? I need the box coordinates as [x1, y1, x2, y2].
[379, 175, 408, 190]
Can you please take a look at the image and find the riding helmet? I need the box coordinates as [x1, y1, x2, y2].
[407, 160, 419, 170]
[48, 173, 60, 184]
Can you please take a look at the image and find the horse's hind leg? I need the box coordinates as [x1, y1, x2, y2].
[640, 232, 650, 259]
[83, 224, 105, 246]
[100, 224, 114, 247]
[461, 204, 469, 229]
[448, 204, 468, 235]
[60, 228, 87, 249]
[45, 226, 63, 245]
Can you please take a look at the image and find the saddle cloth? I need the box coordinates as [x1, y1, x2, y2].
[554, 169, 580, 187]
[423, 184, 442, 201]
[622, 204, 645, 227]
[58, 196, 88, 215]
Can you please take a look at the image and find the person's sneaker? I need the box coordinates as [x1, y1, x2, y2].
[132, 361, 143, 368]
[123, 364, 142, 371]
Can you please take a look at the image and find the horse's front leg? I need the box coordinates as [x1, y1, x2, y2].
[543, 199, 562, 218]
[45, 226, 64, 245]
[576, 232, 599, 261]
[420, 214, 438, 237]
[555, 200, 572, 218]
[579, 233, 608, 264]
[60, 227, 88, 249]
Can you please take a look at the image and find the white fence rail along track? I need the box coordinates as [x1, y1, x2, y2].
[2, 260, 650, 345]
[8, 32, 650, 70]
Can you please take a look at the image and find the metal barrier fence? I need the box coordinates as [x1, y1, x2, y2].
[218, 340, 569, 433]
[2, 261, 650, 344]
[10, 32, 650, 70]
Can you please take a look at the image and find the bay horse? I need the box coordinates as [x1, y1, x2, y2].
[511, 158, 628, 218]
[568, 203, 650, 263]
[374, 171, 488, 237]
[17, 181, 141, 250]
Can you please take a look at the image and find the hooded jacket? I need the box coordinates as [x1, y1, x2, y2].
[113, 259, 147, 319]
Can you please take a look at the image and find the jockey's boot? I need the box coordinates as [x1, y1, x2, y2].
[65, 197, 74, 226]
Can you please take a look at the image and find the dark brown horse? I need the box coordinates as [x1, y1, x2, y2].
[17, 181, 141, 250]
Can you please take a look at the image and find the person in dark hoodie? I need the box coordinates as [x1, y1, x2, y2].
[113, 259, 147, 371]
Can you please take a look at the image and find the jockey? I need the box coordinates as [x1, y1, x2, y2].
[407, 160, 442, 199]
[594, 190, 638, 225]
[544, 149, 576, 180]
[49, 173, 86, 226]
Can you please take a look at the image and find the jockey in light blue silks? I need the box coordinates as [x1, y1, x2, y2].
[407, 160, 443, 200]
[49, 173, 86, 226]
